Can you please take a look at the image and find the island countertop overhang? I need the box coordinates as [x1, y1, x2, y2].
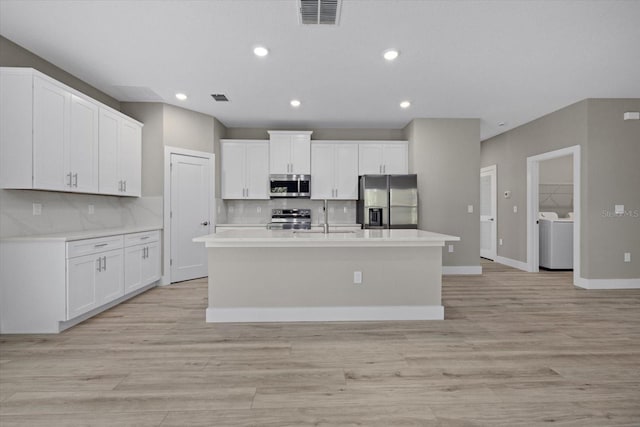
[193, 229, 460, 248]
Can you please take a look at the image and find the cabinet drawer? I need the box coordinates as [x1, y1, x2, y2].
[67, 235, 124, 258]
[125, 230, 160, 247]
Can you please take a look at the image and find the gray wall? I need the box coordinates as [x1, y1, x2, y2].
[121, 103, 226, 199]
[540, 156, 573, 184]
[481, 99, 640, 280]
[583, 99, 640, 279]
[481, 101, 587, 265]
[404, 118, 481, 268]
[0, 36, 120, 110]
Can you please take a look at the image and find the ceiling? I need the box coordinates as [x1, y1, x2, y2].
[1, 0, 639, 140]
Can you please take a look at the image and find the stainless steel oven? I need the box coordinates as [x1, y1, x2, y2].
[267, 208, 312, 230]
[270, 174, 310, 198]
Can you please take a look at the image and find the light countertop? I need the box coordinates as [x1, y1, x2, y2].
[194, 228, 459, 248]
[1, 226, 163, 242]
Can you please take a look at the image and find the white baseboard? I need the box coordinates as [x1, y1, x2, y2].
[442, 266, 482, 275]
[574, 277, 640, 290]
[206, 305, 444, 323]
[494, 256, 529, 272]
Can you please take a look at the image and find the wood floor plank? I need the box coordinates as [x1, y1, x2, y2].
[0, 258, 638, 425]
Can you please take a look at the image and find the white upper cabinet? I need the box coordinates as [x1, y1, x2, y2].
[358, 141, 408, 175]
[31, 77, 100, 193]
[98, 109, 141, 197]
[268, 131, 312, 174]
[221, 140, 269, 199]
[0, 67, 142, 196]
[311, 142, 358, 200]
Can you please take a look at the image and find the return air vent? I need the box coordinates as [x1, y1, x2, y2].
[299, 0, 341, 25]
[211, 94, 229, 102]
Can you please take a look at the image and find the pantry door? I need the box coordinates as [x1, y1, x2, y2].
[170, 153, 212, 282]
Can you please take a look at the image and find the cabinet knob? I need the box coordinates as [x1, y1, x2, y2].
[201, 221, 209, 226]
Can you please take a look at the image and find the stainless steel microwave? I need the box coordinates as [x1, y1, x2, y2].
[269, 174, 311, 198]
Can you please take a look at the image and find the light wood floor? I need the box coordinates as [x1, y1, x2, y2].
[1, 260, 639, 426]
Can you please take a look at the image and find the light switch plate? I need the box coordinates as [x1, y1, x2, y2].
[467, 205, 473, 213]
[32, 203, 42, 216]
[448, 244, 454, 253]
[624, 253, 631, 262]
[353, 271, 362, 284]
[615, 205, 624, 215]
[513, 205, 518, 213]
[499, 238, 503, 246]
[88, 204, 95, 215]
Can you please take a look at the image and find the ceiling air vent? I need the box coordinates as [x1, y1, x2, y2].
[211, 94, 229, 102]
[299, 0, 341, 25]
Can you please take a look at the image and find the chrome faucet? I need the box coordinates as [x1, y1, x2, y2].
[323, 199, 329, 234]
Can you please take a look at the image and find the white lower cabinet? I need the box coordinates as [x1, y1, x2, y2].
[124, 231, 161, 293]
[0, 229, 161, 334]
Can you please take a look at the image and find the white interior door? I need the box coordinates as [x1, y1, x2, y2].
[170, 153, 211, 282]
[480, 165, 497, 260]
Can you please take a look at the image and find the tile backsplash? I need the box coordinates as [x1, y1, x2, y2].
[219, 199, 357, 225]
[0, 189, 163, 238]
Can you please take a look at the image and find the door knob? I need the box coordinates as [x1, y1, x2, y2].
[488, 218, 494, 221]
[201, 221, 209, 226]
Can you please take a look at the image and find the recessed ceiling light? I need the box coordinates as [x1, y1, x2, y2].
[254, 46, 269, 57]
[383, 49, 399, 61]
[175, 93, 187, 101]
[498, 121, 506, 127]
[290, 99, 301, 108]
[400, 101, 411, 109]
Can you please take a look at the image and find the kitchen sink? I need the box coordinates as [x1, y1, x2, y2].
[292, 230, 356, 234]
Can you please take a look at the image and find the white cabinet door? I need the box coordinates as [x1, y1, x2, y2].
[99, 108, 120, 194]
[311, 144, 334, 199]
[245, 142, 269, 199]
[290, 134, 311, 174]
[269, 134, 291, 174]
[119, 120, 142, 197]
[95, 249, 124, 305]
[358, 144, 383, 175]
[334, 143, 358, 199]
[124, 245, 144, 293]
[221, 142, 246, 199]
[33, 76, 69, 191]
[142, 241, 161, 285]
[68, 94, 99, 193]
[67, 253, 98, 319]
[383, 143, 408, 174]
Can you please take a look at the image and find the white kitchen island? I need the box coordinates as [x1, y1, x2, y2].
[193, 229, 459, 322]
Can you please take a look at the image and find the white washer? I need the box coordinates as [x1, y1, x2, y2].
[539, 218, 573, 269]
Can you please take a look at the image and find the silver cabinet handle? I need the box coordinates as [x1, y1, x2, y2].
[102, 256, 107, 271]
[96, 258, 102, 272]
[94, 243, 108, 247]
[335, 188, 338, 198]
[123, 180, 127, 192]
[73, 173, 78, 187]
[67, 172, 72, 187]
[118, 180, 122, 192]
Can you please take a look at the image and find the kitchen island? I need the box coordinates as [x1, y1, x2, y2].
[193, 229, 459, 322]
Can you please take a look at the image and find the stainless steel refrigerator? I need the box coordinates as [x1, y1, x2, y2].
[357, 174, 418, 229]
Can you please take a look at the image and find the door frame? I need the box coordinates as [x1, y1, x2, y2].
[480, 164, 497, 260]
[162, 146, 215, 285]
[526, 145, 580, 285]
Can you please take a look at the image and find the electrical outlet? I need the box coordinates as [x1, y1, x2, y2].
[499, 238, 503, 246]
[353, 271, 362, 284]
[624, 253, 631, 263]
[467, 205, 473, 213]
[448, 244, 454, 253]
[88, 204, 95, 215]
[32, 203, 42, 216]
[513, 205, 518, 213]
